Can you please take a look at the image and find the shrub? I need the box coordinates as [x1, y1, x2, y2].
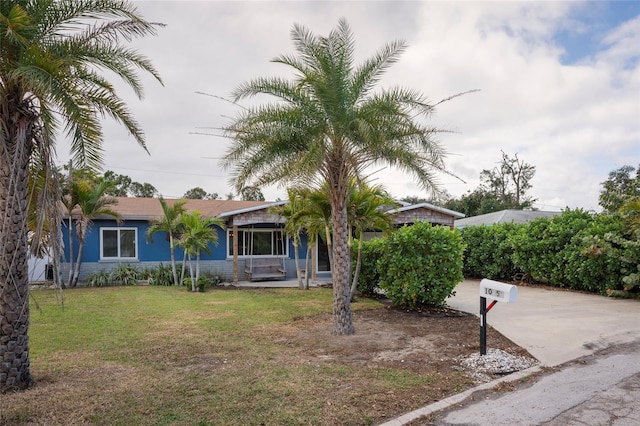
[355, 237, 386, 297]
[86, 270, 111, 287]
[109, 264, 139, 286]
[147, 264, 174, 286]
[511, 209, 593, 286]
[460, 223, 522, 280]
[563, 213, 627, 293]
[183, 275, 215, 292]
[377, 222, 464, 309]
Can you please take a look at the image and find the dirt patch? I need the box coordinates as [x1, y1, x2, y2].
[285, 304, 533, 377]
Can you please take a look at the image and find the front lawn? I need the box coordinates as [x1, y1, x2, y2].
[0, 286, 523, 425]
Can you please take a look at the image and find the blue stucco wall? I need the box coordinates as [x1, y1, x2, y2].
[62, 219, 230, 262]
[60, 218, 305, 283]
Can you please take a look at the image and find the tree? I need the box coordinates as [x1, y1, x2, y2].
[0, 0, 162, 392]
[348, 183, 394, 301]
[270, 188, 308, 289]
[401, 189, 452, 206]
[69, 179, 121, 287]
[479, 151, 536, 208]
[146, 197, 187, 286]
[183, 187, 220, 200]
[177, 211, 223, 291]
[223, 20, 461, 334]
[240, 186, 265, 201]
[103, 170, 132, 196]
[442, 152, 537, 217]
[443, 188, 505, 217]
[304, 185, 334, 275]
[103, 170, 157, 197]
[130, 181, 157, 198]
[599, 164, 640, 213]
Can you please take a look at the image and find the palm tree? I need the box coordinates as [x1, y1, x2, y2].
[69, 179, 121, 288]
[270, 188, 308, 289]
[0, 1, 162, 391]
[177, 211, 223, 292]
[347, 183, 394, 301]
[306, 185, 334, 275]
[224, 20, 461, 334]
[146, 197, 187, 286]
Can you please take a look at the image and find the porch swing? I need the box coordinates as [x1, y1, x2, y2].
[243, 226, 287, 281]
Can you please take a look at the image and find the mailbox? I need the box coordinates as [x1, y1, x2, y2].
[479, 279, 517, 303]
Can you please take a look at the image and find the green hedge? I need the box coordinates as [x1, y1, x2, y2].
[460, 223, 522, 280]
[355, 237, 386, 297]
[377, 222, 465, 309]
[458, 209, 636, 295]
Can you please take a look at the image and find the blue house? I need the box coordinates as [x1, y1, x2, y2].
[60, 197, 463, 284]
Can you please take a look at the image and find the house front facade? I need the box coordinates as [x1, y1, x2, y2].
[59, 197, 463, 284]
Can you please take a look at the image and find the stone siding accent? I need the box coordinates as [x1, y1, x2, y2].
[59, 258, 299, 285]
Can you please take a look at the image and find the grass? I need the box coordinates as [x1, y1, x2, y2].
[1, 286, 482, 425]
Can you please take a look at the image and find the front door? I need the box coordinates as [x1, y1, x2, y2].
[316, 238, 331, 272]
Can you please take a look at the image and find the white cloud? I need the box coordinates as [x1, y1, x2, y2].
[56, 1, 639, 211]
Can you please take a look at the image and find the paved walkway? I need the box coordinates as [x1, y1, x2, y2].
[380, 279, 640, 426]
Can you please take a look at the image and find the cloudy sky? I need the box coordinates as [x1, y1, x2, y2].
[63, 0, 639, 212]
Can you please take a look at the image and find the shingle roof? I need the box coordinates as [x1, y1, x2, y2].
[68, 197, 273, 220]
[454, 209, 561, 228]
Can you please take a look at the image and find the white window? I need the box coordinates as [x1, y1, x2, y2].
[101, 228, 137, 260]
[227, 229, 287, 258]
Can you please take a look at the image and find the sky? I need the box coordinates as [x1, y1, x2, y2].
[59, 0, 640, 212]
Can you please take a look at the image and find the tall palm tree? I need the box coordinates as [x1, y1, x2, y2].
[146, 197, 187, 286]
[177, 211, 223, 292]
[69, 179, 121, 287]
[224, 19, 460, 334]
[0, 1, 162, 391]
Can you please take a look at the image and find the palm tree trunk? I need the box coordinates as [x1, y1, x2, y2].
[0, 107, 35, 391]
[66, 216, 74, 287]
[180, 250, 187, 285]
[195, 252, 200, 289]
[169, 234, 179, 286]
[71, 237, 85, 288]
[349, 233, 364, 302]
[330, 190, 354, 335]
[188, 254, 195, 292]
[304, 245, 312, 290]
[293, 235, 302, 289]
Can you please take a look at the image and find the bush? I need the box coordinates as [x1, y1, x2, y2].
[377, 223, 464, 309]
[183, 275, 219, 292]
[86, 270, 111, 287]
[563, 213, 626, 293]
[460, 223, 522, 280]
[355, 237, 386, 297]
[109, 263, 139, 286]
[86, 264, 140, 287]
[147, 263, 175, 286]
[511, 209, 593, 286]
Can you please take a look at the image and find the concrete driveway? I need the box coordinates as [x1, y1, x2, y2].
[380, 279, 640, 426]
[446, 279, 640, 366]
